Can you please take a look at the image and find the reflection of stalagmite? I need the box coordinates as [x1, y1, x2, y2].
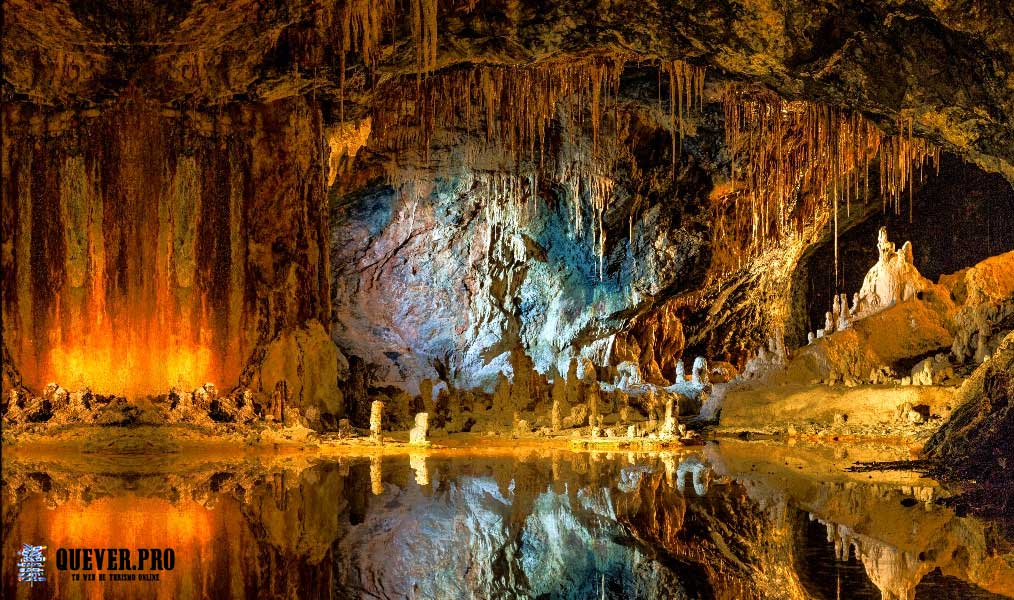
[675, 456, 711, 496]
[410, 453, 429, 486]
[370, 456, 384, 495]
[660, 453, 677, 487]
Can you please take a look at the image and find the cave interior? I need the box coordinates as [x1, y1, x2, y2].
[2, 1, 1014, 598]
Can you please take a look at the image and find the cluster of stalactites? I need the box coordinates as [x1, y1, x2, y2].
[371, 55, 629, 167]
[476, 172, 536, 265]
[879, 116, 941, 219]
[720, 87, 940, 279]
[661, 60, 706, 167]
[320, 0, 440, 119]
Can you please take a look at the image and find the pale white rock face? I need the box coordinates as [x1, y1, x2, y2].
[853, 227, 931, 321]
[615, 361, 642, 386]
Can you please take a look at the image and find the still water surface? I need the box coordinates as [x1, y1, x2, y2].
[3, 439, 1012, 599]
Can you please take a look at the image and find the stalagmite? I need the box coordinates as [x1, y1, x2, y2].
[409, 412, 430, 445]
[838, 293, 851, 331]
[852, 227, 931, 320]
[674, 359, 686, 382]
[369, 400, 384, 441]
[551, 374, 567, 431]
[271, 380, 287, 423]
[661, 398, 676, 438]
[587, 384, 600, 427]
[691, 357, 709, 385]
[551, 395, 562, 432]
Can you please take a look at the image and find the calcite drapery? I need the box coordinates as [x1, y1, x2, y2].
[1, 95, 333, 399]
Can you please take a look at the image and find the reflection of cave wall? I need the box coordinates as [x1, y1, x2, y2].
[1, 96, 332, 397]
[790, 154, 1014, 344]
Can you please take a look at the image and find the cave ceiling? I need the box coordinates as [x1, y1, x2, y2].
[5, 0, 1014, 181]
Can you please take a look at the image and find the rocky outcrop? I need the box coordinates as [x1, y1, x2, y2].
[257, 320, 345, 430]
[925, 331, 1014, 524]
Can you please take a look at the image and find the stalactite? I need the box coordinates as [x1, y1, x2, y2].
[368, 56, 707, 281]
[661, 60, 706, 168]
[371, 56, 627, 168]
[321, 0, 440, 117]
[410, 0, 439, 78]
[720, 86, 939, 279]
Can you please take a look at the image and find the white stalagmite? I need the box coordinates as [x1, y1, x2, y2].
[852, 227, 931, 321]
[409, 412, 430, 445]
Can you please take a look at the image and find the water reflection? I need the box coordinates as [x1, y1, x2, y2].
[2, 443, 1012, 599]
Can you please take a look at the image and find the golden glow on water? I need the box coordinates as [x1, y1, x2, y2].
[8, 496, 230, 600]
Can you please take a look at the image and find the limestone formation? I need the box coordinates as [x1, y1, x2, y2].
[550, 394, 562, 432]
[675, 457, 712, 496]
[410, 453, 429, 486]
[269, 380, 288, 423]
[586, 384, 600, 426]
[838, 293, 851, 331]
[616, 361, 642, 386]
[409, 412, 430, 445]
[661, 398, 677, 438]
[370, 400, 384, 441]
[691, 357, 709, 385]
[853, 227, 931, 321]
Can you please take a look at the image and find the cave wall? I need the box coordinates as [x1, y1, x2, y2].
[330, 94, 717, 392]
[1, 95, 333, 398]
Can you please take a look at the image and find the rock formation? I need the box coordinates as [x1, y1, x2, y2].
[369, 400, 384, 441]
[852, 228, 933, 321]
[409, 413, 430, 446]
